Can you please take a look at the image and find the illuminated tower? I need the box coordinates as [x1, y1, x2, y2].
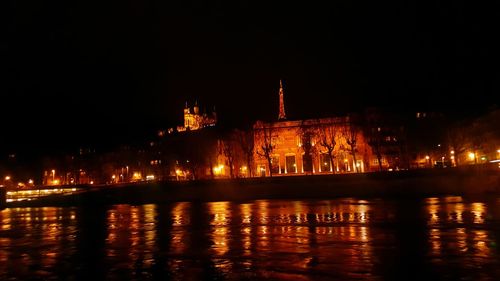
[278, 80, 286, 120]
[193, 100, 199, 114]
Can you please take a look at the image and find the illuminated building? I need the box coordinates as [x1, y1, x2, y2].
[176, 102, 217, 132]
[253, 81, 374, 176]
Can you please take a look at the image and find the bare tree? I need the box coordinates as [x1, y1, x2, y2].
[342, 116, 360, 172]
[315, 122, 338, 174]
[235, 129, 254, 177]
[255, 122, 276, 177]
[174, 129, 218, 180]
[298, 122, 316, 174]
[369, 127, 384, 171]
[447, 125, 468, 166]
[219, 135, 237, 179]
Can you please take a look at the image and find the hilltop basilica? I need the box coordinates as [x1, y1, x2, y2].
[176, 102, 217, 132]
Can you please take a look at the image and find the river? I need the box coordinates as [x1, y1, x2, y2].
[1, 196, 500, 280]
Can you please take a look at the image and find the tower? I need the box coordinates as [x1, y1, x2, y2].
[183, 102, 191, 129]
[193, 100, 199, 115]
[278, 80, 286, 120]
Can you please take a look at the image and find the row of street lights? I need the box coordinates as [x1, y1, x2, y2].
[424, 148, 500, 168]
[2, 175, 35, 189]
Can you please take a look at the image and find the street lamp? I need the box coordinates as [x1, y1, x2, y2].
[468, 152, 475, 161]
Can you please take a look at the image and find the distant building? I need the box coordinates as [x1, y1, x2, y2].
[453, 108, 500, 166]
[177, 102, 217, 132]
[362, 108, 409, 171]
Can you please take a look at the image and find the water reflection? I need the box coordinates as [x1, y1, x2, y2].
[104, 204, 157, 279]
[0, 197, 499, 280]
[0, 207, 77, 280]
[424, 197, 498, 280]
[200, 199, 377, 279]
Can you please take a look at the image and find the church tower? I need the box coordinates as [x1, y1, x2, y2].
[278, 80, 287, 120]
[193, 100, 199, 115]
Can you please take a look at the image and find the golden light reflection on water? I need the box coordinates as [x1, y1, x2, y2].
[170, 202, 190, 255]
[1, 196, 500, 280]
[0, 208, 11, 231]
[206, 202, 234, 276]
[429, 208, 440, 224]
[208, 202, 230, 256]
[430, 228, 442, 256]
[172, 202, 190, 226]
[105, 204, 157, 275]
[471, 203, 486, 224]
[454, 203, 465, 223]
[426, 197, 494, 271]
[426, 198, 487, 225]
[256, 200, 269, 224]
[457, 228, 468, 252]
[0, 207, 77, 279]
[240, 203, 252, 224]
[472, 230, 491, 259]
[0, 209, 11, 264]
[212, 199, 377, 278]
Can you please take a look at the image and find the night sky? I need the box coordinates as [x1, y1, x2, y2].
[3, 0, 499, 158]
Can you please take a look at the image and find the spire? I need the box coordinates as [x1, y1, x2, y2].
[278, 79, 286, 120]
[193, 99, 199, 114]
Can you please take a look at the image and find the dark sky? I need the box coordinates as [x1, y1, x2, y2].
[3, 0, 499, 157]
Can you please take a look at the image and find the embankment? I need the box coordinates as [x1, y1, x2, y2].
[5, 165, 500, 208]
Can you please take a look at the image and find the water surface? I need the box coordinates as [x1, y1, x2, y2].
[1, 197, 500, 280]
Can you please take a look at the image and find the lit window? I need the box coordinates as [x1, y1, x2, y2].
[286, 155, 296, 173]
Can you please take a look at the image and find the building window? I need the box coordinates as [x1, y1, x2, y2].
[271, 155, 280, 174]
[286, 155, 296, 173]
[302, 154, 313, 172]
[258, 165, 266, 177]
[320, 153, 331, 172]
[372, 158, 387, 165]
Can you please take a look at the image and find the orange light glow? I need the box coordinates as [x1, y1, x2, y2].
[468, 152, 475, 160]
[213, 164, 224, 175]
[132, 172, 142, 181]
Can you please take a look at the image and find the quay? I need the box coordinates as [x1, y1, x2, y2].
[2, 164, 499, 208]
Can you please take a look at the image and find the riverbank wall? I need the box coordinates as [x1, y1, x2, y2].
[5, 165, 500, 208]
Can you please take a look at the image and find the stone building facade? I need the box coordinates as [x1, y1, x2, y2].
[252, 81, 374, 177]
[253, 118, 373, 177]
